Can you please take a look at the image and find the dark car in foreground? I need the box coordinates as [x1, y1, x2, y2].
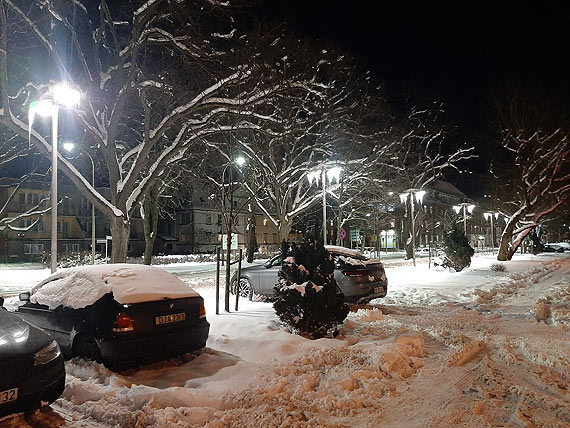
[15, 264, 209, 371]
[231, 245, 388, 304]
[0, 297, 65, 419]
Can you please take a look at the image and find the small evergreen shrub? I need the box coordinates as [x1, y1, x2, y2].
[273, 241, 349, 339]
[441, 226, 475, 272]
[490, 262, 506, 272]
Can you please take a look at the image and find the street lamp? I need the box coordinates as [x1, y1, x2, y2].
[307, 165, 342, 244]
[399, 189, 426, 267]
[29, 83, 81, 273]
[221, 155, 247, 313]
[63, 142, 96, 264]
[452, 203, 476, 235]
[483, 212, 499, 254]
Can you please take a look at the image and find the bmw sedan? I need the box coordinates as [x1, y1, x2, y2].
[231, 245, 388, 304]
[0, 297, 65, 419]
[15, 264, 210, 371]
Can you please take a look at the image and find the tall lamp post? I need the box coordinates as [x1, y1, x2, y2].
[483, 212, 499, 254]
[221, 155, 246, 313]
[29, 83, 81, 273]
[307, 166, 342, 245]
[399, 189, 426, 267]
[452, 203, 476, 235]
[63, 142, 96, 264]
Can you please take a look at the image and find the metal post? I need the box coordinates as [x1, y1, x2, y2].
[50, 108, 59, 273]
[235, 248, 242, 311]
[322, 168, 326, 245]
[216, 246, 220, 315]
[410, 192, 416, 267]
[463, 205, 467, 234]
[89, 155, 96, 264]
[490, 214, 494, 255]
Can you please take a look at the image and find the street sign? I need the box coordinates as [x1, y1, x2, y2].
[340, 228, 346, 239]
[96, 239, 106, 244]
[222, 233, 238, 250]
[349, 228, 360, 241]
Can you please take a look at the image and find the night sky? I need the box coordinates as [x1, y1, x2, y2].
[256, 2, 570, 195]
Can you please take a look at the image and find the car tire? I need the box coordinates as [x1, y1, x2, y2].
[74, 335, 102, 363]
[234, 277, 254, 300]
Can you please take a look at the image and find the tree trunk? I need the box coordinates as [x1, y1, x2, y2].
[110, 216, 130, 263]
[246, 214, 257, 263]
[278, 220, 292, 243]
[141, 190, 159, 265]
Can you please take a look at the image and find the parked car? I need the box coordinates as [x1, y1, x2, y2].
[231, 245, 388, 304]
[543, 244, 565, 253]
[0, 297, 65, 418]
[15, 264, 209, 371]
[416, 248, 431, 257]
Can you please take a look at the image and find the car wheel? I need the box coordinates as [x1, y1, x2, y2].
[74, 335, 102, 363]
[236, 278, 254, 300]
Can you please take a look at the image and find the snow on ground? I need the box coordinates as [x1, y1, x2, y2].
[1, 253, 569, 427]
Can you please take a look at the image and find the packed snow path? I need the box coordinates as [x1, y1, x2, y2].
[2, 255, 569, 427]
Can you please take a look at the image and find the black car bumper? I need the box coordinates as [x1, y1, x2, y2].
[0, 354, 65, 418]
[344, 284, 388, 304]
[97, 319, 210, 369]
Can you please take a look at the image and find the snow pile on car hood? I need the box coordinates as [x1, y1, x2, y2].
[29, 264, 200, 309]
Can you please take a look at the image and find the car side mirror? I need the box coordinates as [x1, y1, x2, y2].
[264, 260, 271, 268]
[19, 292, 30, 301]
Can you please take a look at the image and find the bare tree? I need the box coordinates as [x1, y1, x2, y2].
[493, 87, 570, 260]
[0, 0, 319, 262]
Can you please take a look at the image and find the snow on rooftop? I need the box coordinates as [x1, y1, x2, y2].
[29, 264, 200, 309]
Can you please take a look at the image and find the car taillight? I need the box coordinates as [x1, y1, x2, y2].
[199, 302, 206, 318]
[342, 270, 369, 277]
[113, 312, 135, 332]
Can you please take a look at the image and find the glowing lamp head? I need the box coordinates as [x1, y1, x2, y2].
[307, 170, 320, 185]
[62, 142, 75, 152]
[235, 156, 246, 166]
[53, 83, 81, 108]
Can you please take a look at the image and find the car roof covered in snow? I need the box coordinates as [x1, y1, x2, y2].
[324, 245, 366, 259]
[29, 264, 200, 310]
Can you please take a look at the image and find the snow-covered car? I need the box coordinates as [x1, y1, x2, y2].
[542, 244, 565, 253]
[231, 245, 388, 304]
[0, 297, 65, 418]
[15, 264, 209, 371]
[554, 242, 570, 251]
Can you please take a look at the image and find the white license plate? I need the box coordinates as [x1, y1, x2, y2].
[0, 388, 18, 404]
[374, 287, 384, 293]
[155, 312, 186, 325]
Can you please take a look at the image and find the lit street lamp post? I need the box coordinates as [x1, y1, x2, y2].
[63, 142, 96, 264]
[453, 203, 476, 235]
[29, 84, 81, 273]
[307, 166, 342, 245]
[399, 189, 426, 267]
[221, 156, 246, 313]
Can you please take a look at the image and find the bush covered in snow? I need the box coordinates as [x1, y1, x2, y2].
[273, 241, 349, 339]
[490, 262, 507, 272]
[440, 226, 475, 272]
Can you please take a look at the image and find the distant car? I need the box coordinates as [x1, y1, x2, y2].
[15, 264, 209, 371]
[543, 244, 565, 253]
[416, 248, 431, 257]
[0, 297, 65, 419]
[554, 242, 570, 251]
[231, 245, 388, 304]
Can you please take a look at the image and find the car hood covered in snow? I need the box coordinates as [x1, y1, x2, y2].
[29, 264, 200, 310]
